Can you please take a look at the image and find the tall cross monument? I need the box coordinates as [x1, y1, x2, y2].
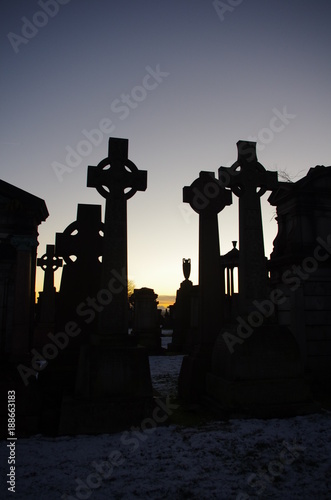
[59, 138, 153, 434]
[219, 141, 278, 313]
[87, 137, 147, 341]
[179, 171, 232, 401]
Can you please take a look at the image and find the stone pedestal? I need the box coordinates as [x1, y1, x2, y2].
[59, 344, 153, 434]
[206, 324, 316, 417]
[168, 278, 193, 353]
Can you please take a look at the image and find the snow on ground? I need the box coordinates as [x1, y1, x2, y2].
[1, 338, 331, 499]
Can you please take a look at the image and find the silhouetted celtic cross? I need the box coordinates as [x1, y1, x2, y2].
[219, 141, 278, 198]
[87, 137, 147, 200]
[37, 244, 62, 272]
[37, 244, 62, 292]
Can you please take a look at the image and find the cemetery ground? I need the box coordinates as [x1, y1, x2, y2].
[1, 335, 331, 499]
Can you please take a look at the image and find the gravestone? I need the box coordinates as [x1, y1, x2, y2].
[34, 244, 62, 348]
[37, 245, 62, 295]
[178, 171, 232, 402]
[87, 138, 147, 340]
[219, 141, 278, 313]
[168, 258, 194, 353]
[206, 142, 314, 417]
[131, 287, 162, 354]
[37, 204, 104, 434]
[55, 203, 103, 352]
[59, 138, 153, 435]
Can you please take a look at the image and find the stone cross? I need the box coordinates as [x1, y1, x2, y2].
[37, 244, 62, 293]
[183, 171, 232, 345]
[219, 141, 278, 312]
[55, 204, 104, 268]
[87, 137, 147, 339]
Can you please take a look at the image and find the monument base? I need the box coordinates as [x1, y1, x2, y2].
[135, 328, 164, 355]
[206, 323, 318, 417]
[178, 343, 214, 403]
[205, 373, 317, 418]
[58, 394, 155, 435]
[57, 342, 154, 435]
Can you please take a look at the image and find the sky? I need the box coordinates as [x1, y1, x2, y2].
[1, 0, 331, 307]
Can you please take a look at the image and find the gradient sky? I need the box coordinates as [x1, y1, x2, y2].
[1, 0, 331, 306]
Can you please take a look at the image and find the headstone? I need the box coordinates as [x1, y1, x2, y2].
[219, 141, 278, 313]
[178, 171, 232, 401]
[38, 204, 104, 435]
[59, 138, 153, 435]
[55, 203, 103, 350]
[37, 244, 62, 295]
[34, 244, 62, 347]
[87, 137, 147, 341]
[168, 258, 194, 353]
[206, 142, 315, 417]
[132, 287, 162, 354]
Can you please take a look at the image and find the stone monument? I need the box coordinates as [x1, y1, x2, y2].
[178, 171, 232, 402]
[59, 138, 153, 434]
[219, 141, 278, 313]
[34, 244, 62, 348]
[0, 180, 48, 362]
[168, 258, 194, 353]
[0, 179, 48, 436]
[131, 287, 162, 354]
[206, 141, 314, 416]
[55, 204, 103, 358]
[268, 165, 331, 381]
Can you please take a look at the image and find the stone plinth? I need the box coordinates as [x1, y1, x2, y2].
[206, 324, 316, 417]
[60, 345, 153, 435]
[168, 278, 194, 353]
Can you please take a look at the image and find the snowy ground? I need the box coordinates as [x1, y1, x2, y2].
[1, 334, 331, 499]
